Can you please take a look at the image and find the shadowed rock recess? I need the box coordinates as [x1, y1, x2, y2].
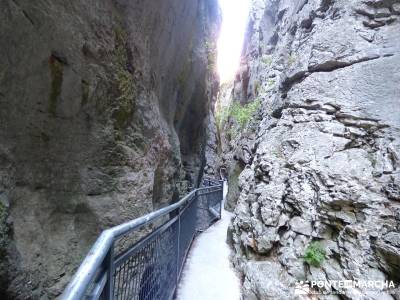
[219, 0, 400, 299]
[0, 0, 220, 298]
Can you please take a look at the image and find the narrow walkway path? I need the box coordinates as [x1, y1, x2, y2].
[176, 184, 241, 300]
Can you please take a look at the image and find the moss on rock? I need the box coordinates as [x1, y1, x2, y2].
[81, 79, 90, 106]
[112, 25, 136, 130]
[0, 200, 8, 259]
[48, 55, 64, 116]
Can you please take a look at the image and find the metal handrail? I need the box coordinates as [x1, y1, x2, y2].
[201, 177, 222, 187]
[61, 180, 223, 300]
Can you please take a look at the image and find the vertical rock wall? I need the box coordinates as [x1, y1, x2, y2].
[222, 0, 400, 298]
[0, 0, 220, 298]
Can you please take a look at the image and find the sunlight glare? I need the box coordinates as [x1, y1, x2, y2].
[217, 0, 251, 83]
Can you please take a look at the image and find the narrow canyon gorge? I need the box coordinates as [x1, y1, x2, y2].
[0, 0, 399, 299]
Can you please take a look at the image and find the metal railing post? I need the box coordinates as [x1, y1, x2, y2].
[221, 186, 223, 218]
[104, 244, 114, 299]
[221, 181, 224, 219]
[61, 183, 223, 299]
[206, 190, 210, 213]
[176, 207, 181, 289]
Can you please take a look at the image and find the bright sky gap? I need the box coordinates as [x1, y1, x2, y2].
[217, 0, 251, 83]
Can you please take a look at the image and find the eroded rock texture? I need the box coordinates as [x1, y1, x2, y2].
[223, 0, 400, 299]
[0, 0, 220, 298]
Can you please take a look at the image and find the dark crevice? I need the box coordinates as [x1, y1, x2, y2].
[288, 102, 339, 114]
[277, 224, 289, 236]
[10, 0, 35, 26]
[308, 55, 380, 72]
[297, 0, 310, 14]
[318, 0, 335, 13]
[280, 55, 382, 97]
[277, 8, 287, 22]
[279, 71, 308, 95]
[21, 10, 34, 26]
[300, 17, 314, 30]
[271, 103, 288, 119]
[362, 0, 398, 9]
[50, 51, 68, 65]
[268, 32, 279, 47]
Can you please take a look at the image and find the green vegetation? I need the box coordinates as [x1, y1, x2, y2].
[287, 54, 296, 67]
[252, 78, 276, 97]
[230, 100, 261, 127]
[271, 148, 283, 158]
[205, 40, 217, 71]
[215, 105, 230, 128]
[266, 78, 276, 90]
[81, 79, 89, 106]
[207, 53, 216, 71]
[49, 56, 64, 115]
[113, 26, 136, 129]
[226, 127, 240, 139]
[254, 81, 260, 95]
[216, 99, 261, 131]
[368, 152, 377, 168]
[304, 242, 326, 268]
[261, 55, 273, 66]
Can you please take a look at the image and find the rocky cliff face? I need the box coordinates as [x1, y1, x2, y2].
[220, 0, 400, 299]
[0, 0, 220, 298]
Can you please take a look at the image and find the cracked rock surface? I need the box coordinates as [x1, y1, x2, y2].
[220, 0, 400, 299]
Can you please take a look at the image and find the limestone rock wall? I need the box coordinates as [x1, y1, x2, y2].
[223, 0, 400, 298]
[0, 0, 220, 298]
